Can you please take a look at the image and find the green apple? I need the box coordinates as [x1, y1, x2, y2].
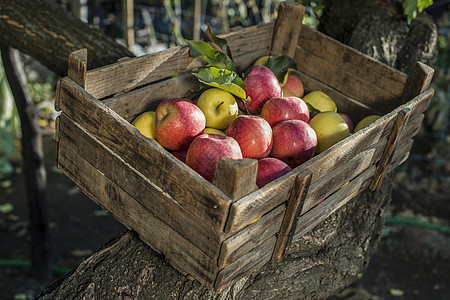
[354, 115, 382, 133]
[303, 91, 337, 113]
[196, 88, 239, 130]
[253, 55, 270, 66]
[309, 111, 350, 153]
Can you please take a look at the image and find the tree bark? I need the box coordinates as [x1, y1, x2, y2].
[1, 46, 51, 280]
[38, 173, 393, 299]
[0, 0, 134, 77]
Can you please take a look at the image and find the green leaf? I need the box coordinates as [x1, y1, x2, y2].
[193, 67, 248, 100]
[403, 0, 418, 24]
[186, 40, 235, 71]
[263, 55, 297, 83]
[417, 0, 433, 12]
[306, 102, 321, 118]
[204, 24, 232, 59]
[0, 203, 14, 214]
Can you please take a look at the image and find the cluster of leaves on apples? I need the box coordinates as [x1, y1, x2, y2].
[132, 27, 378, 188]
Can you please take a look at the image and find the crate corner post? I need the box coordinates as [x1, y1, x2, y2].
[67, 48, 88, 89]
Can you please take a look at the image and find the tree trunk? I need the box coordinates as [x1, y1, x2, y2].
[1, 46, 51, 280]
[0, 0, 134, 77]
[38, 173, 393, 299]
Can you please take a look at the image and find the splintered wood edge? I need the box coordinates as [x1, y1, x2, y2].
[68, 48, 87, 89]
[271, 2, 305, 57]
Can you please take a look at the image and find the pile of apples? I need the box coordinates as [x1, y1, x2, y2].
[132, 57, 381, 188]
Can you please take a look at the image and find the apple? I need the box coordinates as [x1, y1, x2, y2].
[155, 98, 206, 151]
[196, 88, 239, 130]
[338, 112, 354, 133]
[303, 91, 337, 113]
[256, 157, 292, 188]
[186, 134, 243, 182]
[227, 115, 273, 159]
[132, 111, 157, 140]
[281, 69, 304, 98]
[204, 127, 226, 136]
[270, 120, 317, 167]
[243, 65, 281, 114]
[172, 150, 187, 163]
[309, 111, 350, 154]
[354, 115, 382, 133]
[261, 96, 309, 127]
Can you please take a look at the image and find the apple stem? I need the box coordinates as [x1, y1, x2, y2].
[216, 101, 224, 112]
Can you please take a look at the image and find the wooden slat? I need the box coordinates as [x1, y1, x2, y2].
[401, 61, 435, 103]
[215, 236, 277, 293]
[84, 23, 274, 99]
[369, 108, 411, 191]
[292, 166, 376, 241]
[56, 77, 231, 232]
[270, 2, 305, 57]
[213, 157, 258, 200]
[301, 138, 386, 215]
[390, 139, 414, 166]
[57, 113, 223, 259]
[297, 25, 407, 113]
[218, 204, 285, 269]
[272, 170, 311, 263]
[67, 48, 87, 89]
[57, 141, 218, 287]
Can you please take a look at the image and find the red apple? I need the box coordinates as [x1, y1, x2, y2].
[338, 112, 354, 133]
[172, 150, 187, 163]
[261, 96, 310, 128]
[155, 98, 206, 150]
[256, 157, 292, 188]
[281, 70, 304, 98]
[270, 120, 317, 167]
[186, 134, 243, 182]
[227, 115, 273, 159]
[243, 65, 281, 114]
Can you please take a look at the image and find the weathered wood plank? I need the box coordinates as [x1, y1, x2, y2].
[401, 61, 434, 103]
[369, 109, 410, 191]
[292, 166, 376, 241]
[213, 157, 258, 200]
[57, 77, 231, 232]
[218, 204, 285, 269]
[272, 170, 311, 263]
[84, 23, 274, 99]
[57, 141, 218, 287]
[215, 236, 277, 293]
[297, 25, 407, 107]
[270, 2, 305, 57]
[301, 138, 386, 215]
[57, 114, 224, 259]
[67, 48, 87, 89]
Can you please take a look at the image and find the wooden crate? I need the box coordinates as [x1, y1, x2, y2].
[54, 2, 434, 292]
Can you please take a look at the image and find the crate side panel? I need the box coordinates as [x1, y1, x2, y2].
[218, 204, 285, 269]
[297, 25, 407, 113]
[57, 78, 231, 232]
[301, 138, 386, 214]
[58, 114, 223, 259]
[85, 23, 274, 99]
[215, 236, 277, 292]
[292, 166, 376, 241]
[56, 140, 218, 287]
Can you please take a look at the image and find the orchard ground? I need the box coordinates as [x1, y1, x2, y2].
[0, 122, 449, 300]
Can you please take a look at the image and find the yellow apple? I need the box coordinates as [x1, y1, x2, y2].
[132, 111, 157, 140]
[196, 88, 239, 130]
[303, 91, 337, 112]
[204, 128, 226, 136]
[354, 115, 382, 133]
[309, 111, 350, 153]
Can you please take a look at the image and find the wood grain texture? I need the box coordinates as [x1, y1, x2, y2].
[57, 113, 224, 259]
[56, 141, 218, 287]
[57, 77, 232, 232]
[270, 2, 305, 57]
[213, 158, 258, 200]
[218, 205, 285, 269]
[401, 61, 435, 103]
[84, 23, 274, 99]
[272, 171, 311, 263]
[296, 26, 408, 114]
[67, 48, 87, 89]
[215, 236, 277, 292]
